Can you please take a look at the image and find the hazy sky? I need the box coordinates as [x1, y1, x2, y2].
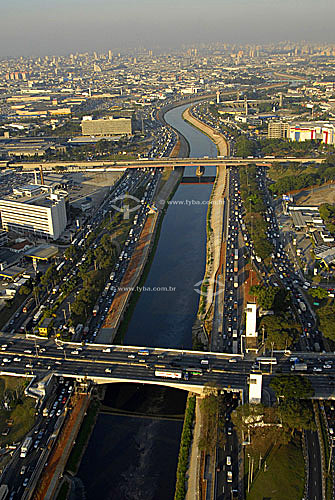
[1, 0, 335, 57]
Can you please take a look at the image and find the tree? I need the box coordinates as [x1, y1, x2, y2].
[278, 400, 315, 433]
[308, 287, 329, 300]
[261, 313, 299, 349]
[318, 303, 335, 341]
[19, 285, 31, 296]
[270, 374, 314, 400]
[65, 245, 76, 260]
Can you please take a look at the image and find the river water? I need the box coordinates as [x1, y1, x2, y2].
[77, 103, 217, 500]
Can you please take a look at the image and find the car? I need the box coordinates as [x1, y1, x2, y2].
[20, 466, 27, 475]
[313, 367, 322, 372]
[228, 358, 237, 363]
[23, 477, 29, 487]
[128, 354, 135, 359]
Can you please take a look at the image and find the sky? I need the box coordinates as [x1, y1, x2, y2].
[1, 0, 335, 57]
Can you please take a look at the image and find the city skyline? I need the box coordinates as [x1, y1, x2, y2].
[1, 0, 335, 56]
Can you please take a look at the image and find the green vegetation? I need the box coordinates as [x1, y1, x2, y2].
[261, 313, 301, 350]
[319, 405, 334, 500]
[174, 395, 196, 500]
[250, 284, 288, 311]
[319, 203, 335, 234]
[198, 386, 227, 453]
[270, 375, 315, 435]
[269, 156, 335, 195]
[259, 137, 326, 157]
[309, 286, 330, 300]
[246, 439, 305, 500]
[317, 302, 335, 341]
[0, 376, 36, 447]
[65, 400, 100, 475]
[236, 136, 256, 158]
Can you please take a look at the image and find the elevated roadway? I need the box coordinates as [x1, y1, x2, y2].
[12, 156, 324, 172]
[1, 336, 335, 399]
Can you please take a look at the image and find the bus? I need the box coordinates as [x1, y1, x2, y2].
[138, 349, 150, 356]
[185, 368, 203, 376]
[256, 357, 277, 365]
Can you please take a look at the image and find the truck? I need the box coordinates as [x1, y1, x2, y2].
[234, 275, 238, 288]
[291, 362, 308, 371]
[234, 249, 238, 260]
[232, 340, 238, 354]
[154, 370, 183, 379]
[232, 329, 238, 339]
[298, 301, 306, 312]
[20, 436, 33, 458]
[234, 262, 238, 273]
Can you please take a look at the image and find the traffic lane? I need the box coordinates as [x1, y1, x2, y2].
[306, 430, 323, 500]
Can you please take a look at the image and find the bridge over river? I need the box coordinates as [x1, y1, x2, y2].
[0, 336, 335, 401]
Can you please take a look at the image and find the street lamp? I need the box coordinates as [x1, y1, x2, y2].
[270, 342, 275, 374]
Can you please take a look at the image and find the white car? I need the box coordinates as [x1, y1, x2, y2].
[228, 358, 237, 363]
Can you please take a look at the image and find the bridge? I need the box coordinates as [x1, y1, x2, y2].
[13, 156, 324, 172]
[1, 336, 335, 401]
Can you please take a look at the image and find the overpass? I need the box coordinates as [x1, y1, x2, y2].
[1, 336, 335, 400]
[12, 156, 325, 172]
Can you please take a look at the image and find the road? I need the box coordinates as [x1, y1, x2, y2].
[305, 430, 323, 500]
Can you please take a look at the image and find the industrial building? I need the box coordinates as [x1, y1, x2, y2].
[81, 116, 132, 137]
[289, 122, 335, 144]
[0, 193, 67, 240]
[267, 120, 335, 145]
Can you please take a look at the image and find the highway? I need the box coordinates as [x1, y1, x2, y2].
[1, 336, 335, 400]
[11, 156, 325, 172]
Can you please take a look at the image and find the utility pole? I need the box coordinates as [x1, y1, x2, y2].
[247, 453, 251, 492]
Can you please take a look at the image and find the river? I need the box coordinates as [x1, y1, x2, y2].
[77, 103, 217, 500]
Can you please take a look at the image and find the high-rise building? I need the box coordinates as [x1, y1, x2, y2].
[0, 193, 67, 240]
[267, 121, 290, 139]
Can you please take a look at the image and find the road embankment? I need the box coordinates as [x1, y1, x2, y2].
[182, 107, 229, 157]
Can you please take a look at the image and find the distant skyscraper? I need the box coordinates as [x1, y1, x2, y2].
[108, 50, 113, 61]
[216, 91, 220, 104]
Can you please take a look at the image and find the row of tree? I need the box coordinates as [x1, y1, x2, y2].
[174, 395, 196, 500]
[269, 157, 335, 195]
[239, 165, 273, 259]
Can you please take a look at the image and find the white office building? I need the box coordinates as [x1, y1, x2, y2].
[0, 193, 67, 240]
